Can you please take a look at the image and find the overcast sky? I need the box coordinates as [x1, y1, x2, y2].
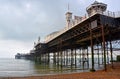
[0, 0, 119, 58]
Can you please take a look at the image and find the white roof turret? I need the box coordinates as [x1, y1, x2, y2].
[86, 1, 107, 16]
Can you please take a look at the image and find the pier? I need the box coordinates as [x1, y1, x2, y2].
[18, 1, 120, 72]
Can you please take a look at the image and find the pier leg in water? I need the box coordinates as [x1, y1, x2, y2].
[75, 49, 77, 68]
[55, 53, 57, 70]
[82, 49, 84, 70]
[106, 42, 109, 64]
[53, 52, 57, 71]
[101, 25, 107, 71]
[79, 49, 82, 68]
[97, 44, 100, 67]
[110, 39, 113, 68]
[64, 50, 65, 66]
[71, 49, 73, 71]
[48, 53, 50, 65]
[101, 42, 104, 65]
[60, 51, 63, 70]
[90, 24, 95, 72]
[39, 55, 42, 64]
[66, 49, 68, 68]
[57, 52, 60, 70]
[87, 47, 89, 69]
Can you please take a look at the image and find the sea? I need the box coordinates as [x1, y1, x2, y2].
[0, 58, 37, 77]
[0, 57, 116, 77]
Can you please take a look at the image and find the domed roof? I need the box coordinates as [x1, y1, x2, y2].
[92, 1, 99, 5]
[86, 1, 107, 11]
[46, 31, 59, 37]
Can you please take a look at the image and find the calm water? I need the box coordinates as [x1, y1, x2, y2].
[0, 58, 37, 77]
[0, 57, 113, 77]
[0, 58, 85, 77]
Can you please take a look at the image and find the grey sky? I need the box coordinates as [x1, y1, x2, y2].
[0, 0, 119, 58]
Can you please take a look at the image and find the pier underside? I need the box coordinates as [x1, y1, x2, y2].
[35, 14, 120, 71]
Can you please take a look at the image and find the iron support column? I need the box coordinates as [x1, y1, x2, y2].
[97, 44, 100, 66]
[101, 25, 107, 71]
[87, 47, 89, 69]
[90, 25, 95, 71]
[48, 53, 50, 64]
[71, 49, 73, 69]
[75, 49, 77, 68]
[110, 39, 113, 68]
[60, 51, 63, 69]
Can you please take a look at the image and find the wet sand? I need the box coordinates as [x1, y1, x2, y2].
[1, 62, 120, 79]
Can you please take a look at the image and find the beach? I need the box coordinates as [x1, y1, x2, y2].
[1, 62, 120, 79]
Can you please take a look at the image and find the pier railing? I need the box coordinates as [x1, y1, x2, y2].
[103, 11, 120, 18]
[44, 11, 120, 43]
